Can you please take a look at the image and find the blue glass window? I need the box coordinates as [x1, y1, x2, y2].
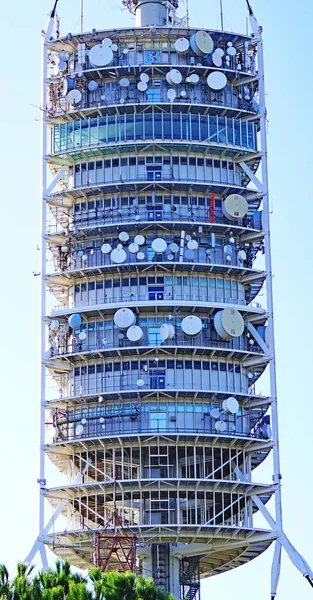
[145, 50, 160, 64]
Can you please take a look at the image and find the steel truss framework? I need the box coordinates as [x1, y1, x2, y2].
[25, 1, 313, 599]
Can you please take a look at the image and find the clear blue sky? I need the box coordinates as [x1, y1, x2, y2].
[1, 0, 313, 598]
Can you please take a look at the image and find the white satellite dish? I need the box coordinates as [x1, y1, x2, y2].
[78, 331, 87, 341]
[111, 248, 127, 263]
[223, 194, 248, 220]
[169, 242, 179, 253]
[160, 324, 170, 341]
[214, 308, 244, 340]
[210, 408, 221, 420]
[119, 231, 130, 243]
[167, 88, 176, 102]
[224, 244, 233, 256]
[89, 44, 114, 67]
[207, 72, 227, 91]
[119, 77, 130, 88]
[101, 243, 112, 254]
[75, 424, 84, 436]
[238, 249, 247, 261]
[111, 43, 118, 52]
[66, 89, 82, 105]
[140, 73, 149, 83]
[152, 238, 167, 253]
[227, 46, 237, 57]
[166, 69, 182, 86]
[180, 90, 187, 97]
[134, 234, 145, 246]
[181, 315, 203, 337]
[137, 252, 145, 260]
[114, 308, 136, 329]
[102, 38, 113, 47]
[187, 239, 198, 250]
[222, 397, 239, 415]
[127, 325, 143, 343]
[212, 51, 223, 67]
[99, 417, 104, 424]
[137, 81, 148, 92]
[58, 61, 68, 73]
[62, 79, 68, 96]
[137, 379, 144, 387]
[215, 48, 224, 57]
[189, 73, 199, 85]
[98, 396, 104, 403]
[58, 50, 70, 62]
[215, 420, 227, 432]
[175, 37, 190, 54]
[190, 31, 214, 56]
[129, 242, 139, 254]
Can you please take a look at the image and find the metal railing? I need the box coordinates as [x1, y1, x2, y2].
[51, 296, 262, 313]
[49, 335, 263, 358]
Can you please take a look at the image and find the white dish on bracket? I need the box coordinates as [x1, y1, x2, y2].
[89, 44, 114, 67]
[214, 308, 244, 340]
[111, 248, 127, 263]
[119, 231, 130, 243]
[127, 325, 143, 343]
[207, 71, 227, 90]
[101, 243, 112, 254]
[223, 194, 248, 220]
[152, 238, 167, 253]
[166, 69, 182, 86]
[190, 31, 214, 56]
[181, 315, 202, 337]
[222, 397, 239, 415]
[119, 77, 130, 87]
[114, 308, 136, 329]
[129, 242, 139, 254]
[66, 89, 82, 105]
[134, 234, 145, 246]
[175, 37, 190, 54]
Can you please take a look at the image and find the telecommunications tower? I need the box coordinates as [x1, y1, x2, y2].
[26, 0, 313, 598]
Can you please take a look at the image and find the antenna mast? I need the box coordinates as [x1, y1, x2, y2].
[220, 0, 224, 30]
[80, 0, 84, 33]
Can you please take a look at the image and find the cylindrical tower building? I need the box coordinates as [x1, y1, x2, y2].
[28, 1, 313, 598]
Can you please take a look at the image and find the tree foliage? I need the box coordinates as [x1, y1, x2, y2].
[0, 563, 175, 600]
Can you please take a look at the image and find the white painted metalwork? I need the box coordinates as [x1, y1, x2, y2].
[25, 1, 313, 598]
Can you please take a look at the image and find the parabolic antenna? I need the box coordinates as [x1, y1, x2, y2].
[214, 308, 244, 340]
[190, 31, 214, 56]
[101, 243, 112, 254]
[222, 397, 239, 415]
[126, 325, 143, 342]
[89, 44, 114, 67]
[111, 248, 127, 263]
[223, 194, 248, 220]
[207, 72, 227, 90]
[181, 315, 202, 337]
[114, 308, 136, 329]
[175, 37, 190, 54]
[152, 238, 167, 253]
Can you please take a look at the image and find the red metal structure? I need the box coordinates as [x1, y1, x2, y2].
[94, 513, 137, 573]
